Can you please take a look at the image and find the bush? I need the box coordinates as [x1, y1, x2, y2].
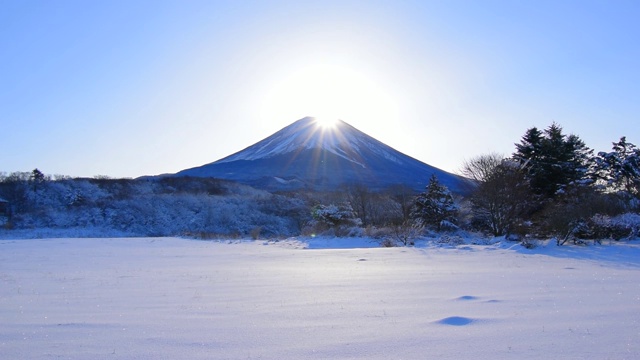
[520, 237, 540, 249]
[2, 175, 307, 238]
[311, 203, 360, 227]
[250, 227, 262, 240]
[379, 238, 396, 247]
[435, 235, 465, 246]
[577, 213, 640, 241]
[364, 226, 394, 239]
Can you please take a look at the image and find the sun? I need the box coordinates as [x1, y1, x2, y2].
[260, 63, 398, 127]
[314, 116, 339, 129]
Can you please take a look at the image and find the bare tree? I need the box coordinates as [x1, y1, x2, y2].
[460, 153, 504, 183]
[465, 156, 533, 236]
[385, 184, 415, 224]
[388, 220, 423, 246]
[345, 184, 373, 226]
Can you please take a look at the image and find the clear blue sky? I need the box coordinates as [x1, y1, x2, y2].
[2, 0, 639, 178]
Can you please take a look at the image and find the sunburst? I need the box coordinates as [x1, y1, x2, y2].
[314, 116, 339, 129]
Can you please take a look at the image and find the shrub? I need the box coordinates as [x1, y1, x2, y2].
[250, 226, 262, 240]
[435, 235, 465, 246]
[379, 238, 396, 247]
[520, 237, 540, 249]
[584, 214, 639, 240]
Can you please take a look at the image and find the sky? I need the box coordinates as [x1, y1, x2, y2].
[2, 0, 639, 178]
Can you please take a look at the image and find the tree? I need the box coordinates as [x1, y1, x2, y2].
[411, 175, 458, 231]
[513, 123, 593, 198]
[345, 184, 373, 226]
[513, 127, 543, 169]
[464, 157, 533, 236]
[311, 203, 359, 228]
[30, 168, 46, 191]
[0, 172, 30, 213]
[388, 220, 423, 246]
[594, 136, 640, 198]
[542, 186, 611, 246]
[385, 184, 415, 224]
[460, 152, 504, 183]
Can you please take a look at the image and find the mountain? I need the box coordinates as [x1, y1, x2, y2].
[173, 117, 470, 193]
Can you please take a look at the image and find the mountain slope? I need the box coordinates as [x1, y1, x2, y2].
[174, 117, 470, 193]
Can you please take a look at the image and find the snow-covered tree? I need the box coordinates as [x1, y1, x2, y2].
[311, 203, 359, 228]
[594, 136, 640, 198]
[1, 175, 307, 237]
[411, 175, 458, 231]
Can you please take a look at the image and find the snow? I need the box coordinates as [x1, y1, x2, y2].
[216, 117, 402, 167]
[1, 237, 640, 359]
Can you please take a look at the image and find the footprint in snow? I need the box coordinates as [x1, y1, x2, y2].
[436, 316, 475, 326]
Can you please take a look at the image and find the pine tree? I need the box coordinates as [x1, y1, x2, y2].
[594, 136, 640, 197]
[411, 174, 458, 231]
[513, 127, 543, 167]
[311, 203, 360, 228]
[563, 134, 594, 188]
[513, 123, 593, 198]
[30, 168, 45, 191]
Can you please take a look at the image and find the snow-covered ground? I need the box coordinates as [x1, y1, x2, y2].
[1, 237, 639, 359]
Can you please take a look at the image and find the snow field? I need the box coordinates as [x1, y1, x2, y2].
[1, 237, 639, 359]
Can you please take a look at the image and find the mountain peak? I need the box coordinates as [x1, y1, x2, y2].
[174, 117, 469, 192]
[216, 117, 400, 168]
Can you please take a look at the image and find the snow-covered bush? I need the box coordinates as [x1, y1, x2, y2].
[579, 213, 640, 240]
[2, 176, 308, 238]
[611, 213, 640, 238]
[311, 203, 359, 227]
[520, 238, 539, 249]
[435, 234, 465, 246]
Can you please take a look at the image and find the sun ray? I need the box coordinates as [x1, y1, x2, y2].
[314, 116, 339, 129]
[260, 63, 398, 130]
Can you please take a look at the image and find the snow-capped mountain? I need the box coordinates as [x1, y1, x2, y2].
[174, 117, 470, 192]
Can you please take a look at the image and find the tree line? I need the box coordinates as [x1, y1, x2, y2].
[1, 123, 639, 245]
[459, 123, 639, 245]
[307, 123, 640, 246]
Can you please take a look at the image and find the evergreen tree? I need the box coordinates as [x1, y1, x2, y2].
[563, 134, 594, 188]
[311, 203, 359, 228]
[411, 174, 458, 231]
[513, 127, 543, 167]
[30, 168, 45, 191]
[594, 136, 640, 197]
[513, 123, 593, 198]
